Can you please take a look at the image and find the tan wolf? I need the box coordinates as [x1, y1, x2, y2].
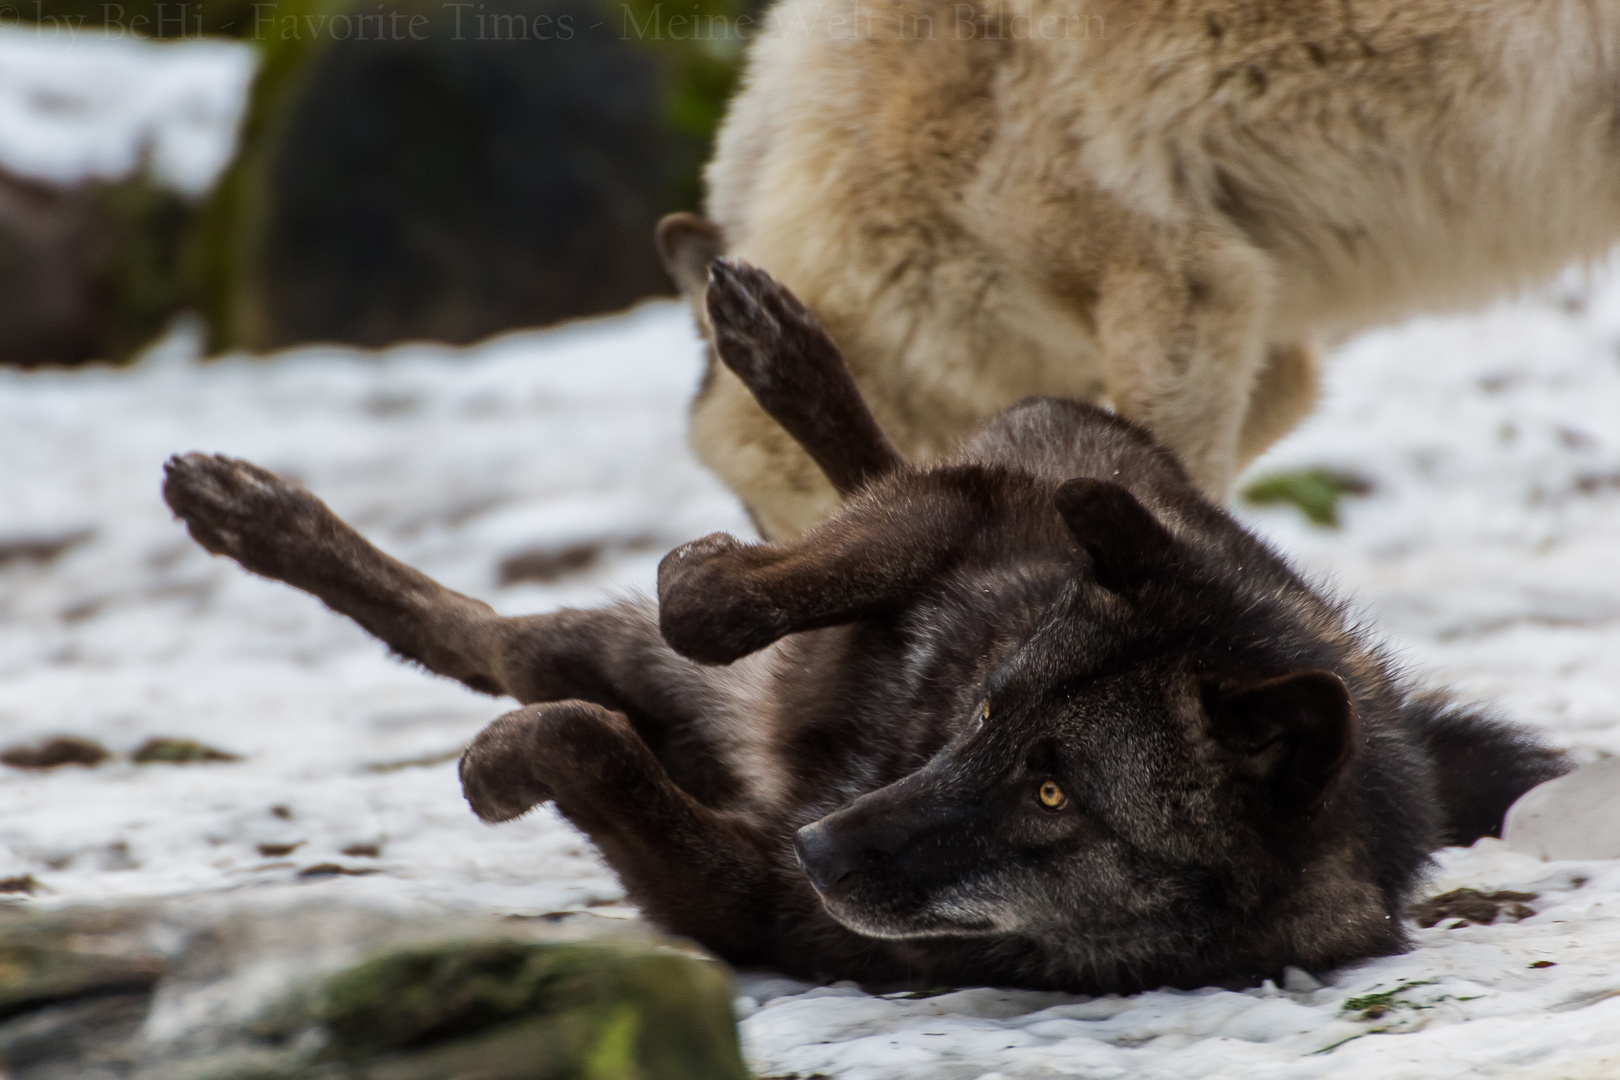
[660, 0, 1620, 539]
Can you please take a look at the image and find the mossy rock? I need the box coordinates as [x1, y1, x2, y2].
[248, 938, 751, 1080]
[0, 169, 190, 365]
[0, 903, 750, 1079]
[93, 177, 196, 359]
[0, 942, 164, 1016]
[0, 907, 165, 1016]
[192, 0, 747, 353]
[18, 0, 749, 357]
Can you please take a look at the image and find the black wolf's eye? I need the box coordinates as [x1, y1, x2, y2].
[1037, 780, 1069, 810]
[980, 703, 991, 722]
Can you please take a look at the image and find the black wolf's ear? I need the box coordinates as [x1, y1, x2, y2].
[1203, 670, 1357, 815]
[656, 212, 724, 302]
[1054, 478, 1177, 590]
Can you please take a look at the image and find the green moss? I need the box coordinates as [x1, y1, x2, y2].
[1241, 467, 1373, 528]
[185, 0, 352, 352]
[581, 1003, 644, 1080]
[91, 176, 193, 361]
[131, 737, 241, 763]
[309, 938, 749, 1080]
[1342, 979, 1437, 1020]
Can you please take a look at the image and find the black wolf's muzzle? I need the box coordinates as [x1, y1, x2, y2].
[792, 773, 989, 903]
[793, 820, 856, 893]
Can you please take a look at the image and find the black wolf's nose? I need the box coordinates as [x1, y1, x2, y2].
[794, 821, 855, 893]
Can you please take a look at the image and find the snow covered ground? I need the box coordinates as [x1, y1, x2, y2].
[1, 28, 1618, 1076]
[3, 270, 1619, 1076]
[0, 26, 254, 193]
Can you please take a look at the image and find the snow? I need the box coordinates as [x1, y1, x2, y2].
[1506, 757, 1620, 862]
[0, 307, 750, 921]
[2, 281, 1618, 1076]
[0, 32, 1618, 1073]
[0, 27, 254, 194]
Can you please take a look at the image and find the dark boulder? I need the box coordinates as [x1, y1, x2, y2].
[12, 0, 747, 358]
[197, 0, 742, 351]
[0, 168, 190, 366]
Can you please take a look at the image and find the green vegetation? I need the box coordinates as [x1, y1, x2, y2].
[1242, 467, 1373, 528]
[300, 938, 751, 1079]
[1342, 979, 1437, 1020]
[131, 737, 241, 763]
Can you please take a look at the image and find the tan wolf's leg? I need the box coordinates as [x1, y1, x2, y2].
[1234, 342, 1321, 473]
[1094, 239, 1274, 498]
[162, 454, 694, 711]
[657, 216, 846, 541]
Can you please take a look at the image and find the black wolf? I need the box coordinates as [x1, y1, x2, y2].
[162, 262, 1567, 992]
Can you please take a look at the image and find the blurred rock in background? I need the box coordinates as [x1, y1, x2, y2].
[4, 0, 745, 363]
[196, 0, 738, 351]
[0, 897, 751, 1079]
[0, 167, 190, 366]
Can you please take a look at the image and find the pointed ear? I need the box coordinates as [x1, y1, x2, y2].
[656, 212, 724, 302]
[1203, 670, 1357, 815]
[1053, 478, 1177, 590]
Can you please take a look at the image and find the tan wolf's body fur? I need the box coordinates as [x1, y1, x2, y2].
[670, 0, 1620, 538]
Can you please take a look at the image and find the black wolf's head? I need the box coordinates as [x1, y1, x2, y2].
[656, 264, 1561, 988]
[793, 478, 1374, 954]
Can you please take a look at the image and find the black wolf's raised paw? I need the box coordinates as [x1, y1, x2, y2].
[660, 531, 746, 573]
[460, 707, 560, 823]
[161, 452, 331, 577]
[461, 701, 644, 824]
[704, 259, 904, 496]
[657, 533, 784, 665]
[706, 259, 834, 392]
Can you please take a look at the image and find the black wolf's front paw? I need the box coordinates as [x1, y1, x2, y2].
[460, 701, 643, 824]
[706, 259, 830, 393]
[460, 707, 559, 823]
[161, 453, 334, 579]
[657, 533, 784, 664]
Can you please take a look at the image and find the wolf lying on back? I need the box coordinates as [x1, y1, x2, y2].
[162, 263, 1566, 992]
[662, 0, 1620, 538]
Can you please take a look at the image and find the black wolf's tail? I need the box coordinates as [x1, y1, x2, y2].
[1406, 695, 1572, 847]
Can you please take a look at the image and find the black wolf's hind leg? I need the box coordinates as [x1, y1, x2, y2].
[706, 259, 905, 496]
[460, 700, 781, 960]
[164, 454, 749, 803]
[163, 452, 505, 695]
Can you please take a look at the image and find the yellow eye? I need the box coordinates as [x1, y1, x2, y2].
[1038, 780, 1068, 809]
[980, 703, 991, 722]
